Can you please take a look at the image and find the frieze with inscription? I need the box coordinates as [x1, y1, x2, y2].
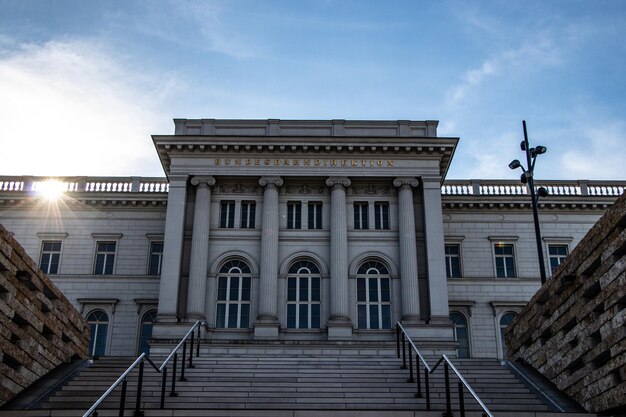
[215, 158, 395, 168]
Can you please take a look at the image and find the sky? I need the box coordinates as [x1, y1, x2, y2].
[0, 0, 625, 180]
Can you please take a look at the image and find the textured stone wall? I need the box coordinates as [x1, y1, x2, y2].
[507, 193, 626, 413]
[0, 223, 89, 406]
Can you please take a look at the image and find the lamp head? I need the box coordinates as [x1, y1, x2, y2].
[509, 159, 521, 170]
[520, 173, 528, 184]
[537, 187, 549, 198]
[520, 141, 527, 151]
[535, 145, 547, 155]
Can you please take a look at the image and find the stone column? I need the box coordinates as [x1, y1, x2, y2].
[422, 176, 450, 323]
[156, 175, 188, 324]
[325, 176, 352, 338]
[254, 176, 283, 338]
[186, 176, 215, 320]
[393, 177, 421, 324]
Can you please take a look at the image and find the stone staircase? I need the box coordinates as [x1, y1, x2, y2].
[0, 344, 596, 417]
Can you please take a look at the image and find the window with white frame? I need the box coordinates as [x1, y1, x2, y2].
[374, 202, 389, 230]
[356, 260, 391, 329]
[138, 309, 157, 355]
[445, 244, 462, 278]
[450, 312, 470, 358]
[216, 260, 251, 328]
[94, 242, 116, 275]
[287, 201, 302, 229]
[87, 310, 109, 356]
[240, 201, 256, 229]
[39, 240, 62, 275]
[548, 244, 569, 273]
[494, 243, 516, 278]
[287, 260, 321, 329]
[148, 241, 163, 275]
[219, 201, 235, 228]
[354, 202, 369, 230]
[307, 202, 323, 230]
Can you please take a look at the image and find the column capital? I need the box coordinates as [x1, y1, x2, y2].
[393, 177, 419, 189]
[259, 176, 284, 189]
[421, 176, 443, 189]
[190, 176, 215, 188]
[326, 176, 351, 189]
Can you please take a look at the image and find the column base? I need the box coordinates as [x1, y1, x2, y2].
[156, 314, 179, 324]
[254, 317, 280, 339]
[401, 315, 425, 327]
[327, 316, 353, 339]
[185, 313, 205, 322]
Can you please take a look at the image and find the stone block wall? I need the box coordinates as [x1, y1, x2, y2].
[0, 223, 89, 406]
[506, 193, 626, 413]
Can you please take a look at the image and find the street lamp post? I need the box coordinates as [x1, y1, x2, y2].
[509, 121, 549, 285]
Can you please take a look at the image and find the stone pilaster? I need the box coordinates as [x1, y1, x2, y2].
[254, 176, 283, 338]
[422, 176, 450, 322]
[393, 177, 421, 324]
[186, 176, 215, 320]
[325, 176, 353, 338]
[156, 175, 188, 324]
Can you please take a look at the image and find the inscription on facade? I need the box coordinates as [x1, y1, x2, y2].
[214, 158, 395, 167]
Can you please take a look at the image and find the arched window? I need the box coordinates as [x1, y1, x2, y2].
[450, 312, 470, 358]
[499, 312, 518, 358]
[356, 260, 391, 329]
[87, 310, 109, 357]
[138, 309, 157, 355]
[216, 260, 252, 328]
[287, 260, 321, 329]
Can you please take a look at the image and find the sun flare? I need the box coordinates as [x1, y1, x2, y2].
[35, 180, 67, 200]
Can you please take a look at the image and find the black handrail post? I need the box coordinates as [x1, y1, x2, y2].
[119, 378, 127, 417]
[425, 368, 430, 411]
[134, 360, 145, 417]
[407, 347, 414, 383]
[458, 381, 465, 417]
[443, 362, 453, 417]
[415, 358, 422, 398]
[395, 324, 400, 358]
[170, 353, 178, 397]
[160, 367, 167, 408]
[401, 334, 407, 369]
[180, 341, 187, 381]
[189, 331, 195, 368]
[196, 326, 201, 357]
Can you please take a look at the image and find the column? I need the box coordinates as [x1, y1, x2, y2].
[422, 176, 450, 323]
[254, 176, 283, 338]
[156, 175, 188, 323]
[325, 176, 352, 338]
[186, 176, 215, 320]
[393, 177, 422, 324]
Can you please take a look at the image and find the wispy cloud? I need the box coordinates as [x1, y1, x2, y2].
[0, 39, 176, 176]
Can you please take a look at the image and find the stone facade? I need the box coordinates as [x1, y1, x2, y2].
[0, 119, 624, 361]
[507, 192, 626, 413]
[0, 223, 89, 406]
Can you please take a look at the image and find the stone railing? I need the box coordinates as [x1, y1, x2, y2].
[0, 176, 169, 193]
[506, 192, 626, 414]
[0, 224, 89, 406]
[441, 179, 625, 197]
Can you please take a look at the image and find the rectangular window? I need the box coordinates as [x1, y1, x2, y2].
[354, 202, 369, 229]
[445, 244, 462, 278]
[548, 244, 569, 273]
[374, 202, 389, 230]
[219, 201, 235, 228]
[287, 202, 302, 229]
[307, 202, 322, 229]
[40, 241, 62, 275]
[148, 241, 164, 275]
[494, 244, 516, 278]
[94, 242, 116, 275]
[240, 201, 256, 229]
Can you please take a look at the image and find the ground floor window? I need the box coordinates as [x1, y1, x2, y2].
[216, 260, 251, 328]
[138, 309, 157, 354]
[450, 312, 470, 358]
[357, 261, 391, 329]
[287, 260, 321, 329]
[499, 312, 518, 358]
[87, 310, 109, 356]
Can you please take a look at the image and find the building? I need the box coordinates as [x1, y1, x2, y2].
[0, 119, 623, 359]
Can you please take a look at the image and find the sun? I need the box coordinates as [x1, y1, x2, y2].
[35, 180, 67, 200]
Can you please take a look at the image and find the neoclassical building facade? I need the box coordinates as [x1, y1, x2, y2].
[0, 119, 623, 358]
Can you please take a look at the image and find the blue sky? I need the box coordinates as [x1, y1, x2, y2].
[1, 0, 625, 180]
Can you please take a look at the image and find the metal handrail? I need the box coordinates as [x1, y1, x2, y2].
[396, 322, 495, 417]
[83, 320, 206, 417]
